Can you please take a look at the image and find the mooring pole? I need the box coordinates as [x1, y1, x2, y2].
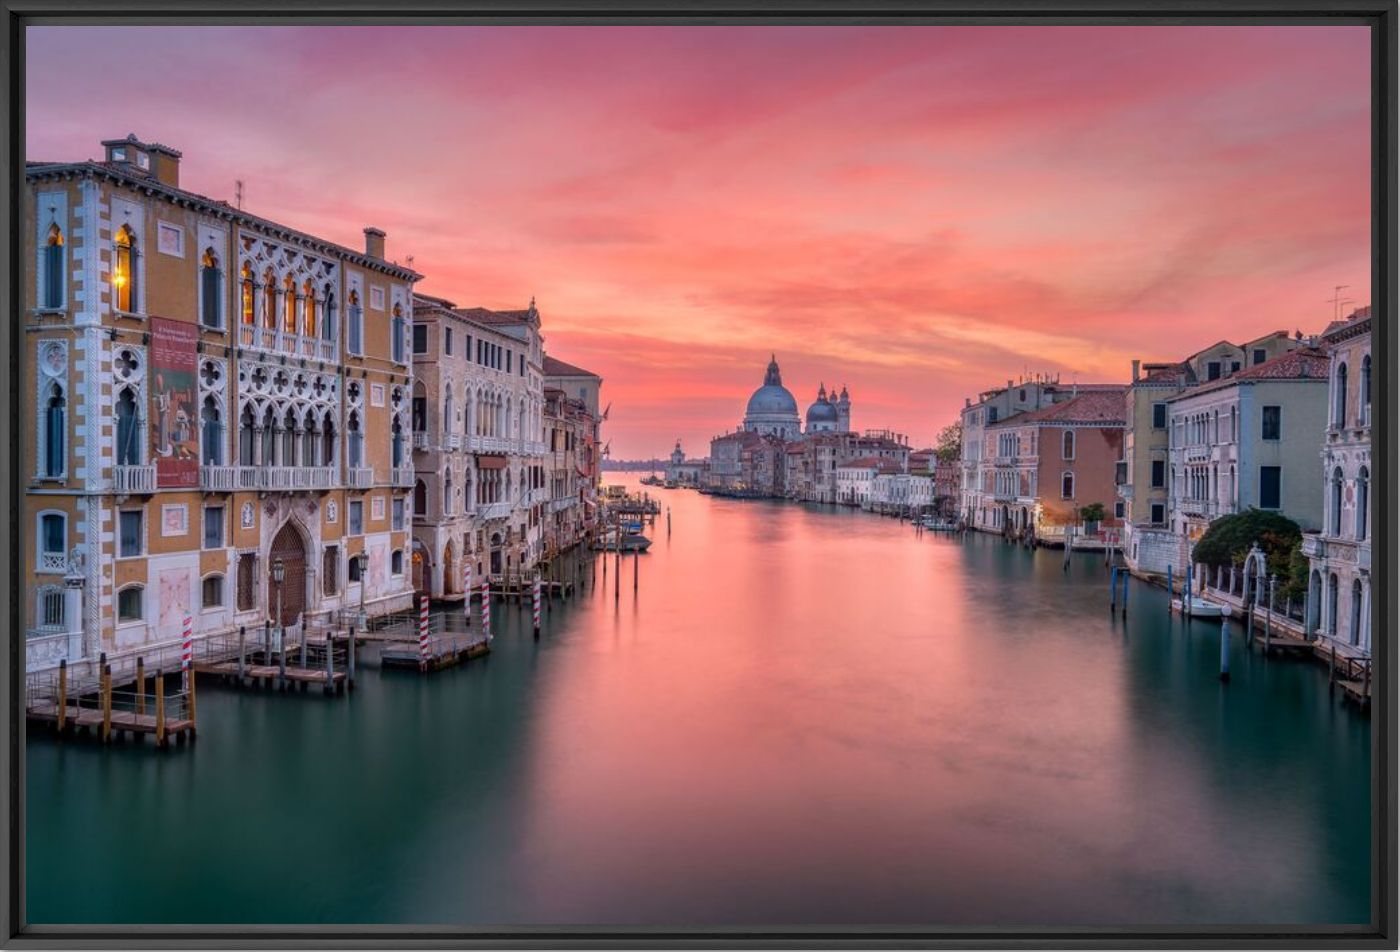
[1219, 614, 1230, 682]
[56, 659, 67, 733]
[347, 626, 357, 689]
[155, 671, 166, 747]
[136, 656, 146, 715]
[1166, 565, 1174, 615]
[1120, 570, 1129, 617]
[1110, 566, 1118, 611]
[237, 625, 246, 680]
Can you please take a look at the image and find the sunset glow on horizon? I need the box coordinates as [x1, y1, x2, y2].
[27, 24, 1371, 457]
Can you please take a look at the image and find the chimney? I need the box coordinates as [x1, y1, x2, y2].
[1131, 359, 1141, 382]
[147, 143, 181, 188]
[364, 227, 386, 260]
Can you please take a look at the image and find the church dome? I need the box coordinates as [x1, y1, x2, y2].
[745, 355, 799, 417]
[748, 383, 799, 418]
[806, 383, 838, 427]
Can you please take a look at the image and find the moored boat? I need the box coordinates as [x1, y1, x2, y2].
[1175, 596, 1226, 618]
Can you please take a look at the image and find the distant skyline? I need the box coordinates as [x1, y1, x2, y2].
[27, 25, 1371, 458]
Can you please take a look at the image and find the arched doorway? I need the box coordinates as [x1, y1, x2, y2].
[1307, 569, 1322, 636]
[411, 540, 429, 596]
[490, 532, 503, 576]
[442, 539, 456, 596]
[268, 521, 308, 627]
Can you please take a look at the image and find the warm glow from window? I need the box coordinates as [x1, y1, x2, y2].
[113, 225, 135, 311]
[241, 263, 255, 324]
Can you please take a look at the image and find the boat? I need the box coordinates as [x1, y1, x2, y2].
[920, 516, 956, 531]
[592, 529, 652, 552]
[1175, 596, 1226, 618]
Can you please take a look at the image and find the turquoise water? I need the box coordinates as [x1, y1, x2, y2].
[26, 479, 1371, 926]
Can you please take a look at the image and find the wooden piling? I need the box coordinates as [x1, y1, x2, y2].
[1166, 565, 1174, 614]
[278, 627, 287, 689]
[1120, 570, 1129, 617]
[238, 625, 246, 680]
[100, 663, 112, 744]
[1219, 616, 1230, 682]
[188, 668, 197, 734]
[325, 628, 335, 694]
[155, 672, 166, 747]
[56, 659, 67, 732]
[1110, 566, 1118, 611]
[634, 547, 639, 592]
[136, 656, 146, 714]
[347, 626, 357, 689]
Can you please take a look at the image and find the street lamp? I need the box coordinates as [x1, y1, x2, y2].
[272, 557, 285, 649]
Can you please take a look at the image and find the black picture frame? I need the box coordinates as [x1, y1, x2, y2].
[1, 1, 1393, 947]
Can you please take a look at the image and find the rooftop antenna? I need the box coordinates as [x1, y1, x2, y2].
[405, 255, 415, 270]
[1329, 285, 1353, 321]
[234, 179, 244, 210]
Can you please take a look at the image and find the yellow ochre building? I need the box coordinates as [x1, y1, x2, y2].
[24, 134, 420, 674]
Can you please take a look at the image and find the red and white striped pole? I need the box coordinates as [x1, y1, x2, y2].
[181, 614, 193, 692]
[532, 574, 542, 640]
[417, 595, 430, 671]
[480, 579, 492, 642]
[464, 562, 472, 628]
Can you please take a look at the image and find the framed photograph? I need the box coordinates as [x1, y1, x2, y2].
[4, 3, 1393, 950]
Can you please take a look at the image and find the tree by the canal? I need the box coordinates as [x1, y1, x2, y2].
[934, 422, 963, 462]
[1192, 508, 1307, 600]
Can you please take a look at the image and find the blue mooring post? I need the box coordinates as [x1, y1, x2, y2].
[1120, 570, 1129, 617]
[1110, 566, 1118, 611]
[1185, 564, 1193, 619]
[1166, 565, 1174, 615]
[1219, 613, 1230, 681]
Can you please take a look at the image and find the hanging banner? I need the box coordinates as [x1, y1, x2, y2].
[149, 316, 199, 488]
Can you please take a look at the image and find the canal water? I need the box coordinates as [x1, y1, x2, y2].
[27, 476, 1371, 927]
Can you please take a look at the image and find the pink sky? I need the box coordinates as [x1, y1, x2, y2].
[27, 25, 1371, 458]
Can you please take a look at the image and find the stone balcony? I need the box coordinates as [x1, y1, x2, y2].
[469, 436, 514, 454]
[412, 432, 430, 451]
[112, 464, 157, 494]
[238, 324, 337, 363]
[346, 467, 374, 489]
[443, 434, 462, 451]
[393, 465, 416, 487]
[478, 501, 511, 520]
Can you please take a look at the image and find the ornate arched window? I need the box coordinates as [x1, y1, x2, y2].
[201, 248, 222, 328]
[391, 304, 406, 363]
[239, 404, 256, 465]
[44, 223, 64, 309]
[322, 411, 337, 466]
[347, 410, 363, 468]
[262, 269, 277, 329]
[1356, 467, 1369, 540]
[240, 263, 256, 325]
[1334, 362, 1348, 427]
[283, 274, 297, 334]
[347, 290, 362, 355]
[1061, 430, 1074, 460]
[201, 396, 222, 465]
[43, 382, 65, 477]
[303, 414, 320, 466]
[414, 478, 427, 515]
[1330, 467, 1344, 535]
[322, 285, 336, 343]
[115, 386, 141, 466]
[1361, 354, 1371, 422]
[260, 406, 276, 466]
[1351, 579, 1363, 646]
[1327, 573, 1339, 635]
[303, 279, 317, 338]
[1061, 471, 1074, 499]
[113, 224, 137, 312]
[391, 415, 404, 468]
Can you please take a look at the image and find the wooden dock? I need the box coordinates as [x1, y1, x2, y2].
[26, 660, 197, 748]
[381, 632, 491, 672]
[27, 701, 196, 744]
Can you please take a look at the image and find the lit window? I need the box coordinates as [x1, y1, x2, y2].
[240, 263, 255, 324]
[44, 223, 64, 308]
[113, 225, 137, 312]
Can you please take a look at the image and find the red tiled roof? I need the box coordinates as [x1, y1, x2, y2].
[840, 457, 885, 468]
[990, 387, 1127, 427]
[543, 355, 598, 378]
[454, 306, 533, 326]
[1173, 347, 1329, 398]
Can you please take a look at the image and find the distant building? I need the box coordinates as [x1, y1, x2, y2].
[1303, 307, 1371, 654]
[743, 355, 803, 440]
[664, 440, 709, 485]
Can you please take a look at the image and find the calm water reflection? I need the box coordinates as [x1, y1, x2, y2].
[27, 476, 1370, 926]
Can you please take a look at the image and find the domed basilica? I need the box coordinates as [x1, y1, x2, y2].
[742, 354, 850, 440]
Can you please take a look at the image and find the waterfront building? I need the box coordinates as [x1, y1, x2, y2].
[1303, 307, 1371, 653]
[542, 385, 600, 558]
[664, 440, 709, 485]
[25, 134, 419, 672]
[1162, 347, 1330, 571]
[959, 378, 1120, 532]
[871, 471, 934, 514]
[982, 388, 1127, 542]
[803, 382, 851, 434]
[542, 355, 604, 544]
[408, 293, 550, 593]
[837, 458, 899, 506]
[1118, 331, 1302, 575]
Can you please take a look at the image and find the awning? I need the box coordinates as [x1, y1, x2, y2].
[476, 455, 508, 470]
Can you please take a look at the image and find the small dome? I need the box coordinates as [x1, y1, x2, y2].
[806, 398, 838, 425]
